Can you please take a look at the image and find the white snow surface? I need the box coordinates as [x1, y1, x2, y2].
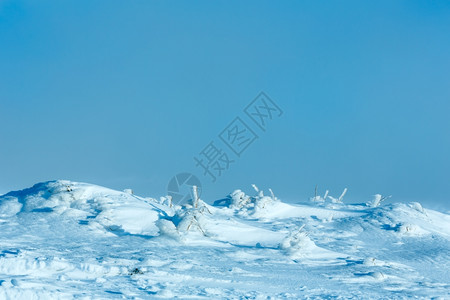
[0, 180, 449, 299]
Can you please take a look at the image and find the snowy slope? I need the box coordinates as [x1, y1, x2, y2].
[0, 180, 449, 299]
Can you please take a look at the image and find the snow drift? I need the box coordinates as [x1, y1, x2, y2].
[0, 180, 449, 299]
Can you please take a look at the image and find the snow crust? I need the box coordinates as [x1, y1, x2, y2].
[0, 180, 449, 299]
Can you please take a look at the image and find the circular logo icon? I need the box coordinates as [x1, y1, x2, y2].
[167, 172, 202, 206]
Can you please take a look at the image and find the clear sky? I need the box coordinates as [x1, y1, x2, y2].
[1, 1, 449, 210]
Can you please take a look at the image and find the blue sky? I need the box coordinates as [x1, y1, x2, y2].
[1, 1, 449, 209]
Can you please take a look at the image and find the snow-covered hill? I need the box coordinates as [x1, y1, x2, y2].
[0, 180, 449, 299]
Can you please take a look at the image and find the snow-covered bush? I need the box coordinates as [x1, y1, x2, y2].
[310, 186, 328, 202]
[170, 186, 212, 237]
[368, 194, 391, 208]
[251, 185, 279, 215]
[175, 209, 208, 235]
[397, 223, 417, 235]
[123, 189, 133, 195]
[214, 184, 280, 217]
[156, 219, 181, 240]
[328, 188, 347, 204]
[310, 187, 347, 204]
[157, 196, 173, 208]
[279, 225, 315, 258]
[409, 202, 426, 215]
[228, 190, 251, 209]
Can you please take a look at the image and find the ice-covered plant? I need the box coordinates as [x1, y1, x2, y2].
[172, 185, 211, 236]
[269, 188, 277, 201]
[156, 219, 179, 240]
[279, 225, 315, 257]
[166, 195, 173, 208]
[229, 190, 251, 209]
[410, 202, 427, 216]
[310, 186, 329, 202]
[157, 195, 173, 208]
[191, 185, 211, 214]
[397, 223, 416, 234]
[338, 188, 347, 203]
[214, 185, 280, 218]
[368, 194, 391, 207]
[251, 184, 264, 198]
[254, 194, 273, 211]
[328, 188, 347, 203]
[251, 185, 280, 214]
[123, 189, 133, 195]
[176, 209, 207, 235]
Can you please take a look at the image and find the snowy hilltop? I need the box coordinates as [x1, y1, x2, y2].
[0, 180, 449, 299]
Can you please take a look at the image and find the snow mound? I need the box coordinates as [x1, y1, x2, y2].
[0, 180, 170, 236]
[0, 181, 449, 299]
[362, 202, 450, 239]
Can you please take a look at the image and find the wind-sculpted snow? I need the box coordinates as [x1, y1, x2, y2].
[0, 180, 449, 299]
[0, 180, 170, 236]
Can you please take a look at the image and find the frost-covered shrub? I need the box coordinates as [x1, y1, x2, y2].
[368, 194, 391, 208]
[363, 257, 378, 266]
[156, 219, 180, 240]
[279, 225, 315, 257]
[229, 190, 251, 208]
[409, 202, 426, 214]
[215, 185, 280, 217]
[310, 186, 328, 202]
[397, 223, 413, 234]
[169, 186, 212, 237]
[253, 195, 276, 215]
[175, 209, 207, 235]
[123, 189, 133, 195]
[328, 188, 347, 204]
[395, 221, 427, 236]
[157, 196, 173, 208]
[310, 187, 347, 204]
